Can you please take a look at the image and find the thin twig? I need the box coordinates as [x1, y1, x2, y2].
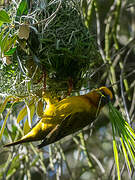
[33, 0, 62, 26]
[94, 1, 106, 62]
[58, 143, 74, 180]
[120, 48, 133, 124]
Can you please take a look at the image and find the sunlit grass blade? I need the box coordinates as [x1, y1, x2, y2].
[120, 137, 131, 173]
[125, 122, 135, 138]
[108, 102, 135, 179]
[113, 139, 121, 180]
[124, 137, 135, 167]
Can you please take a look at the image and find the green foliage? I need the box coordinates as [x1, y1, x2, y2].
[0, 10, 11, 25]
[0, 0, 101, 97]
[4, 47, 17, 56]
[16, 0, 28, 18]
[109, 102, 135, 180]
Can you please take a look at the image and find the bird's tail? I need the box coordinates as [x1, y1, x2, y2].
[3, 120, 48, 147]
[3, 138, 29, 147]
[3, 130, 37, 147]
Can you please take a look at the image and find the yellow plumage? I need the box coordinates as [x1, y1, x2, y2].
[4, 86, 113, 148]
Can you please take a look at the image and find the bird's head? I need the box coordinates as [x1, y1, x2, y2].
[85, 86, 113, 108]
[96, 86, 113, 105]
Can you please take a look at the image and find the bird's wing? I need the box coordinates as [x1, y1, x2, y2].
[37, 114, 72, 148]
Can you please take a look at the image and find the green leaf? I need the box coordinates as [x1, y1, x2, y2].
[0, 102, 15, 141]
[109, 102, 135, 179]
[3, 35, 17, 53]
[23, 103, 35, 134]
[0, 95, 15, 114]
[4, 47, 17, 56]
[23, 119, 30, 135]
[113, 140, 121, 180]
[25, 100, 35, 129]
[124, 136, 135, 167]
[17, 106, 27, 123]
[0, 10, 11, 23]
[0, 31, 10, 55]
[17, 98, 35, 126]
[16, 0, 28, 17]
[120, 137, 131, 173]
[0, 29, 4, 46]
[0, 21, 3, 27]
[7, 154, 20, 179]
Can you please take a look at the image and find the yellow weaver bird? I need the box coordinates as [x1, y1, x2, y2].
[4, 86, 113, 148]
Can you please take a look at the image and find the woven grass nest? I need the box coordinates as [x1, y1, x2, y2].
[21, 1, 101, 96]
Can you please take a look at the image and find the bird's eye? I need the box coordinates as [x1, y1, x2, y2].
[99, 90, 111, 103]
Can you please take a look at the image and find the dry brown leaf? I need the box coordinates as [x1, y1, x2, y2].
[18, 23, 30, 40]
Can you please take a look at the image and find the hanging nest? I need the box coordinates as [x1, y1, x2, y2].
[4, 0, 101, 97]
[33, 1, 101, 94]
